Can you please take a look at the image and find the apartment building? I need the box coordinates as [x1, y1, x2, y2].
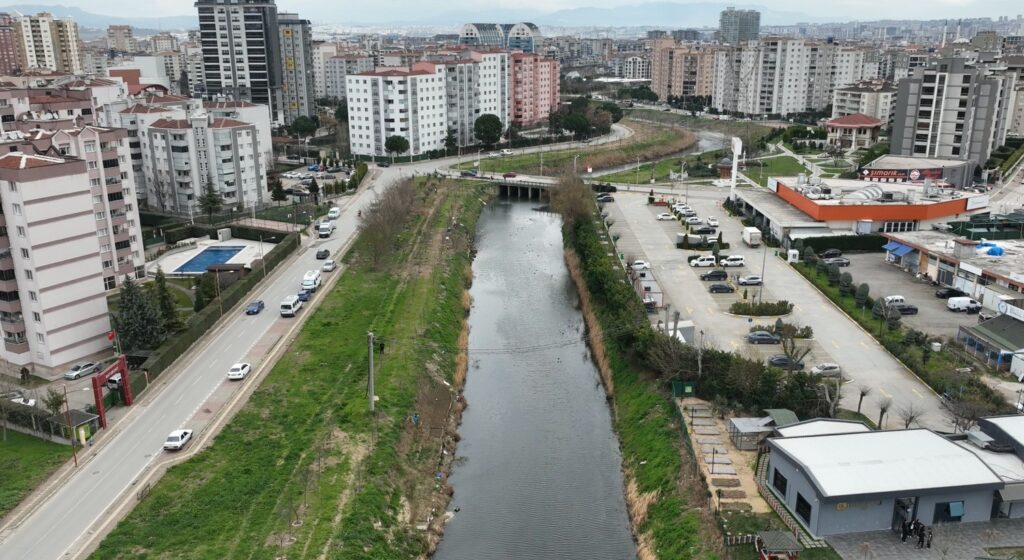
[1010, 83, 1024, 136]
[141, 113, 266, 213]
[612, 56, 651, 80]
[346, 63, 448, 157]
[277, 12, 314, 124]
[719, 7, 760, 44]
[311, 41, 338, 99]
[150, 32, 178, 54]
[891, 58, 1017, 168]
[442, 51, 510, 147]
[832, 80, 898, 124]
[651, 44, 715, 101]
[106, 25, 137, 52]
[12, 12, 83, 74]
[324, 55, 374, 100]
[0, 14, 22, 75]
[511, 52, 559, 128]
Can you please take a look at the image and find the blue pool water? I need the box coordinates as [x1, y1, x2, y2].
[175, 246, 245, 273]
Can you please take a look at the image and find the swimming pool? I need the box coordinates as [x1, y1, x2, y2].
[174, 246, 245, 274]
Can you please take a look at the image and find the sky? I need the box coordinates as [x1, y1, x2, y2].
[1, 0, 1022, 23]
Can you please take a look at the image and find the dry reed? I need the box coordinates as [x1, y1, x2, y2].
[563, 249, 614, 396]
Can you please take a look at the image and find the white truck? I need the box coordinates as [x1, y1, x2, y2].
[318, 221, 334, 238]
[742, 227, 762, 248]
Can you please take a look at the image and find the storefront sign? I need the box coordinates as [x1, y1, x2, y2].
[862, 168, 944, 181]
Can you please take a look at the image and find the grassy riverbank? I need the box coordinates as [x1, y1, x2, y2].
[90, 179, 485, 559]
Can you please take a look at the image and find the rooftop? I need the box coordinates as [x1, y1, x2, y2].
[735, 187, 825, 229]
[966, 315, 1024, 351]
[120, 104, 174, 114]
[203, 100, 258, 109]
[827, 113, 883, 128]
[770, 429, 1003, 498]
[777, 176, 984, 207]
[886, 230, 1024, 285]
[866, 155, 971, 170]
[774, 418, 872, 438]
[0, 151, 66, 169]
[982, 416, 1024, 450]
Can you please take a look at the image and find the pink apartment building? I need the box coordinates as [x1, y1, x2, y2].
[510, 52, 559, 128]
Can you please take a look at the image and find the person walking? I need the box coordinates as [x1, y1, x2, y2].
[917, 528, 925, 549]
[900, 520, 909, 543]
[926, 528, 933, 548]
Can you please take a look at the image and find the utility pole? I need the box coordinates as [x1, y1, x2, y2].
[367, 331, 375, 414]
[664, 303, 671, 335]
[63, 384, 77, 467]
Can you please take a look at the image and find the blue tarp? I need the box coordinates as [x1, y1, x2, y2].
[882, 241, 901, 251]
[892, 244, 915, 257]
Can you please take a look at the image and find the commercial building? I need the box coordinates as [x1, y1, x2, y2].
[195, 0, 281, 122]
[12, 12, 82, 74]
[891, 57, 1017, 168]
[458, 23, 542, 53]
[651, 44, 714, 101]
[106, 25, 137, 53]
[324, 55, 374, 100]
[718, 7, 760, 44]
[1010, 82, 1024, 136]
[0, 14, 22, 75]
[832, 80, 898, 124]
[510, 52, 559, 128]
[276, 12, 315, 124]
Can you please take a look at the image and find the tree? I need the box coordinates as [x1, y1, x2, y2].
[271, 178, 288, 205]
[549, 174, 593, 226]
[803, 246, 816, 263]
[0, 379, 16, 440]
[473, 114, 503, 146]
[198, 181, 224, 224]
[194, 272, 218, 312]
[897, 401, 926, 429]
[826, 263, 841, 286]
[152, 266, 182, 333]
[384, 135, 410, 163]
[779, 334, 812, 376]
[334, 100, 348, 122]
[817, 374, 843, 418]
[444, 129, 458, 155]
[599, 101, 624, 123]
[42, 387, 66, 419]
[856, 385, 872, 414]
[115, 276, 166, 352]
[308, 178, 320, 205]
[563, 113, 591, 139]
[855, 282, 870, 308]
[290, 115, 318, 137]
[877, 397, 892, 428]
[826, 144, 846, 168]
[839, 272, 854, 296]
[548, 111, 564, 135]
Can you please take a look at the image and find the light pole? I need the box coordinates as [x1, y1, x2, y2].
[573, 154, 581, 176]
[636, 156, 641, 186]
[758, 242, 768, 304]
[540, 151, 544, 176]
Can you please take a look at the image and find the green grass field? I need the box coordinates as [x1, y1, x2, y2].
[598, 149, 728, 184]
[0, 431, 70, 519]
[745, 156, 811, 186]
[626, 108, 772, 141]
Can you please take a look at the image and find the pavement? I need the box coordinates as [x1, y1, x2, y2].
[603, 186, 952, 431]
[828, 517, 1024, 559]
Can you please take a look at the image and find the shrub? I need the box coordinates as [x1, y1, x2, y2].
[729, 300, 794, 316]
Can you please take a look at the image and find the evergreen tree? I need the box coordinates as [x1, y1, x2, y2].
[198, 180, 224, 224]
[308, 178, 320, 205]
[153, 266, 183, 332]
[193, 273, 218, 312]
[115, 276, 166, 352]
[271, 178, 288, 205]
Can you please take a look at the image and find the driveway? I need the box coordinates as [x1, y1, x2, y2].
[828, 518, 1024, 559]
[605, 187, 951, 430]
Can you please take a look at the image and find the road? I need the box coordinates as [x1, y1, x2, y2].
[0, 127, 631, 560]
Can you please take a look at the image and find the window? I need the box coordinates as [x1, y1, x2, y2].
[792, 493, 814, 525]
[934, 501, 964, 523]
[104, 276, 116, 290]
[24, 270, 32, 280]
[32, 312, 40, 322]
[7, 181, 15, 192]
[95, 211, 106, 220]
[84, 141, 96, 152]
[90, 178, 101, 187]
[20, 248, 28, 259]
[772, 470, 788, 496]
[100, 243, 111, 252]
[36, 332, 44, 343]
[15, 226, 24, 237]
[93, 195, 103, 204]
[11, 203, 20, 215]
[28, 291, 36, 302]
[88, 161, 98, 170]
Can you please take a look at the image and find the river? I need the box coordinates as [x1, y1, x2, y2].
[432, 201, 636, 560]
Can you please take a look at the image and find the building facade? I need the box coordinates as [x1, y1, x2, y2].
[346, 64, 448, 158]
[106, 25, 137, 53]
[324, 55, 374, 100]
[719, 7, 760, 44]
[0, 14, 22, 75]
[442, 52, 510, 147]
[276, 12, 315, 124]
[651, 44, 714, 101]
[311, 41, 338, 100]
[13, 12, 82, 74]
[149, 32, 178, 54]
[510, 52, 559, 127]
[459, 23, 542, 53]
[832, 80, 898, 124]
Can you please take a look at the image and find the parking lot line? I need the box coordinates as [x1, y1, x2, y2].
[831, 340, 840, 349]
[686, 307, 694, 315]
[879, 387, 893, 398]
[913, 388, 924, 399]
[860, 341, 870, 349]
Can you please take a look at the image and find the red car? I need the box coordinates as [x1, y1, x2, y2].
[502, 172, 517, 179]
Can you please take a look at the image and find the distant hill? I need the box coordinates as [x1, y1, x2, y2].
[1, 4, 196, 30]
[536, 2, 811, 27]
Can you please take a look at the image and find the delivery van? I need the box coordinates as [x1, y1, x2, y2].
[280, 295, 303, 317]
[301, 270, 321, 292]
[947, 297, 982, 313]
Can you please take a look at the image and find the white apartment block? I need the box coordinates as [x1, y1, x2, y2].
[277, 12, 315, 124]
[13, 12, 83, 74]
[311, 41, 338, 99]
[150, 32, 178, 54]
[1011, 83, 1024, 136]
[832, 80, 898, 124]
[203, 99, 273, 185]
[346, 64, 449, 157]
[442, 52, 511, 147]
[613, 55, 651, 80]
[141, 113, 266, 213]
[325, 55, 374, 100]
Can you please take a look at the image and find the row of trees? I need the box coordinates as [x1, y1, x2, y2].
[548, 97, 623, 140]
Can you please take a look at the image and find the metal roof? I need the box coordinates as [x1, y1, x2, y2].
[769, 429, 1003, 498]
[775, 419, 871, 438]
[964, 315, 1024, 352]
[764, 409, 799, 427]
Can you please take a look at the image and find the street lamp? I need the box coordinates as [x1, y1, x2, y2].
[573, 154, 581, 176]
[758, 242, 768, 304]
[636, 156, 641, 186]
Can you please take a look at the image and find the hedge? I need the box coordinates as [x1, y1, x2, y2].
[797, 234, 887, 253]
[729, 300, 794, 316]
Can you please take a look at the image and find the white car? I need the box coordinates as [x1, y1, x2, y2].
[322, 259, 337, 272]
[811, 363, 842, 377]
[10, 396, 36, 407]
[720, 255, 745, 267]
[684, 216, 702, 225]
[672, 204, 690, 211]
[738, 275, 763, 286]
[631, 260, 651, 271]
[164, 429, 193, 451]
[656, 213, 675, 221]
[707, 217, 719, 227]
[227, 363, 251, 380]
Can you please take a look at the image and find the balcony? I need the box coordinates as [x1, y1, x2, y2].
[4, 338, 27, 354]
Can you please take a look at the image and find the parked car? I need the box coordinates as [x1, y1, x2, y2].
[245, 300, 265, 315]
[873, 302, 918, 317]
[935, 287, 966, 299]
[10, 396, 36, 407]
[818, 248, 843, 259]
[631, 260, 651, 271]
[64, 362, 99, 380]
[316, 249, 330, 260]
[597, 195, 615, 202]
[709, 283, 735, 293]
[693, 226, 717, 235]
[163, 429, 193, 451]
[656, 213, 675, 221]
[684, 216, 702, 225]
[297, 289, 312, 302]
[690, 255, 717, 267]
[747, 331, 781, 344]
[720, 255, 745, 267]
[377, 161, 391, 167]
[767, 354, 805, 370]
[227, 363, 252, 380]
[460, 170, 478, 177]
[823, 257, 851, 267]
[502, 172, 517, 179]
[700, 269, 729, 281]
[810, 362, 842, 377]
[500, 149, 514, 156]
[672, 204, 690, 212]
[679, 209, 697, 217]
[947, 297, 982, 313]
[322, 259, 337, 272]
[738, 275, 763, 286]
[706, 217, 719, 227]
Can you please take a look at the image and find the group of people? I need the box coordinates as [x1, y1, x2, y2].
[899, 519, 933, 549]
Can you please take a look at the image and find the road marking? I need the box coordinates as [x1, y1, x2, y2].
[731, 341, 738, 349]
[879, 388, 892, 398]
[860, 341, 869, 349]
[686, 307, 693, 314]
[913, 388, 924, 399]
[831, 340, 839, 349]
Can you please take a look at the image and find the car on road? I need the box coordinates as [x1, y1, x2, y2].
[245, 300, 265, 315]
[700, 269, 728, 281]
[322, 259, 337, 272]
[935, 287, 967, 299]
[377, 161, 391, 167]
[502, 172, 517, 179]
[316, 249, 330, 260]
[596, 195, 615, 202]
[163, 429, 193, 451]
[684, 216, 702, 225]
[810, 362, 842, 377]
[656, 213, 675, 221]
[64, 362, 99, 380]
[706, 217, 719, 227]
[767, 354, 805, 370]
[297, 289, 312, 302]
[747, 331, 781, 344]
[709, 283, 735, 293]
[738, 275, 763, 286]
[823, 257, 851, 267]
[818, 248, 843, 259]
[460, 170, 478, 177]
[631, 260, 651, 271]
[693, 226, 717, 235]
[227, 363, 252, 380]
[720, 255, 745, 267]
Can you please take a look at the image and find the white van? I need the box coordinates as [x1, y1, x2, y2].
[318, 221, 334, 238]
[883, 295, 906, 306]
[500, 149, 514, 156]
[947, 297, 981, 312]
[327, 207, 341, 220]
[720, 255, 745, 267]
[689, 255, 717, 267]
[301, 270, 322, 292]
[280, 295, 302, 317]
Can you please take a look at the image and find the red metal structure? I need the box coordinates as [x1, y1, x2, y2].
[91, 356, 132, 429]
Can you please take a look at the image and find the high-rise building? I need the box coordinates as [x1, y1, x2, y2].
[651, 44, 715, 101]
[442, 51, 510, 147]
[671, 29, 701, 42]
[276, 12, 314, 125]
[324, 55, 374, 100]
[13, 12, 83, 73]
[195, 0, 281, 121]
[459, 23, 542, 53]
[0, 14, 22, 75]
[311, 41, 338, 99]
[510, 52, 559, 128]
[832, 80, 898, 124]
[150, 32, 178, 53]
[106, 25, 137, 52]
[891, 58, 1017, 168]
[718, 7, 760, 44]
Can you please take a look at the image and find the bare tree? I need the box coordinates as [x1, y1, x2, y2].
[877, 397, 892, 428]
[549, 173, 593, 225]
[896, 401, 926, 429]
[358, 179, 417, 266]
[941, 396, 995, 433]
[644, 334, 697, 380]
[780, 334, 812, 375]
[818, 375, 844, 418]
[856, 385, 872, 415]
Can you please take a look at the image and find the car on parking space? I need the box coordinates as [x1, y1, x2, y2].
[818, 248, 843, 259]
[377, 161, 391, 167]
[679, 209, 697, 217]
[316, 249, 330, 260]
[597, 194, 615, 202]
[767, 354, 805, 370]
[873, 302, 918, 317]
[700, 269, 728, 281]
[684, 216, 702, 225]
[227, 363, 252, 380]
[738, 275, 763, 286]
[690, 255, 717, 267]
[810, 362, 842, 377]
[720, 255, 745, 267]
[322, 259, 337, 272]
[245, 300, 265, 315]
[631, 260, 651, 270]
[693, 226, 717, 235]
[656, 213, 675, 221]
[947, 297, 981, 313]
[164, 429, 193, 451]
[747, 331, 781, 344]
[823, 257, 850, 267]
[706, 217, 719, 227]
[64, 362, 99, 380]
[709, 283, 735, 293]
[935, 287, 966, 299]
[460, 170, 478, 177]
[672, 204, 690, 212]
[502, 172, 517, 179]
